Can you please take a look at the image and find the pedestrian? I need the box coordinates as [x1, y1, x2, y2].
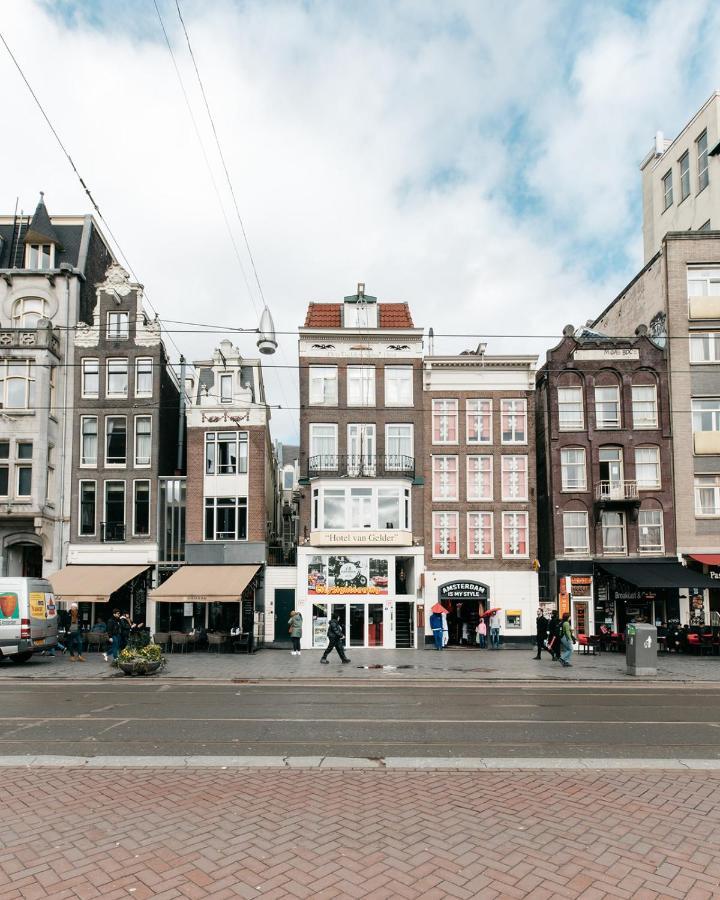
[320, 614, 351, 664]
[441, 610, 449, 647]
[288, 610, 303, 656]
[429, 609, 444, 650]
[547, 610, 561, 661]
[489, 612, 501, 649]
[118, 613, 131, 651]
[66, 603, 86, 662]
[476, 618, 487, 648]
[560, 611, 575, 667]
[104, 609, 121, 663]
[533, 608, 550, 660]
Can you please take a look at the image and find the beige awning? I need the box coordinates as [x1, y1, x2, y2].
[150, 565, 261, 603]
[49, 565, 149, 603]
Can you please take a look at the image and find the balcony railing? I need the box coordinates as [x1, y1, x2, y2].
[594, 480, 639, 502]
[101, 522, 126, 542]
[307, 454, 415, 478]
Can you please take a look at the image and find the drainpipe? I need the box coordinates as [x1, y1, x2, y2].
[55, 271, 71, 572]
[177, 355, 186, 473]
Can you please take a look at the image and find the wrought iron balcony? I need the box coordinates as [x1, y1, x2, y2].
[101, 522, 126, 542]
[594, 480, 639, 502]
[307, 454, 415, 479]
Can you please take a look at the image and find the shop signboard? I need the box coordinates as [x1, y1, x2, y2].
[438, 581, 489, 602]
[309, 530, 411, 546]
[570, 576, 591, 598]
[307, 555, 389, 595]
[558, 577, 570, 617]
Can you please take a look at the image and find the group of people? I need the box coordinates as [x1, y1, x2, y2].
[428, 608, 502, 650]
[287, 610, 352, 664]
[534, 609, 575, 667]
[52, 606, 146, 664]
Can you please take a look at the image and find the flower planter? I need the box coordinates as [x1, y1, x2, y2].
[118, 659, 164, 677]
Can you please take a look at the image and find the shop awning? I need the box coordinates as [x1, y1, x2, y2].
[150, 565, 261, 603]
[597, 560, 718, 590]
[50, 565, 149, 603]
[689, 554, 720, 567]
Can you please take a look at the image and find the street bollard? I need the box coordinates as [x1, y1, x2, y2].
[625, 623, 657, 676]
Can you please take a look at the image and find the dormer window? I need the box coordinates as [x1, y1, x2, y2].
[343, 302, 377, 328]
[220, 373, 233, 403]
[25, 244, 54, 270]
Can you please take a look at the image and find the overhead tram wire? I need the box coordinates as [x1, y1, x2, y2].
[0, 29, 184, 362]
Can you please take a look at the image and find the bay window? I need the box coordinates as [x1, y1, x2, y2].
[433, 511, 459, 557]
[500, 399, 527, 444]
[467, 399, 492, 444]
[204, 497, 248, 540]
[502, 511, 528, 557]
[384, 366, 413, 406]
[322, 489, 346, 529]
[309, 366, 338, 406]
[314, 484, 410, 531]
[501, 455, 528, 501]
[432, 455, 458, 501]
[467, 512, 493, 558]
[350, 487, 373, 528]
[467, 455, 492, 501]
[432, 399, 458, 444]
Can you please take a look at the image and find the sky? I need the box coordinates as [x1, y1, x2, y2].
[1, 0, 719, 442]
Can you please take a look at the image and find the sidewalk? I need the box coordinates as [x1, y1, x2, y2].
[4, 645, 720, 683]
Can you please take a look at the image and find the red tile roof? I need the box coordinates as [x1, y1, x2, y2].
[304, 302, 414, 329]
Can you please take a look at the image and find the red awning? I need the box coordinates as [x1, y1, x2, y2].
[689, 555, 720, 567]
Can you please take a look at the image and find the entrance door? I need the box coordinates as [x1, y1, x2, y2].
[347, 424, 376, 475]
[599, 447, 623, 498]
[395, 601, 414, 648]
[273, 589, 296, 642]
[349, 603, 365, 647]
[572, 600, 589, 637]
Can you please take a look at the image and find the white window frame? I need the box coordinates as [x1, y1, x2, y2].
[384, 366, 413, 407]
[309, 424, 338, 467]
[81, 358, 99, 399]
[697, 129, 709, 192]
[432, 511, 459, 558]
[662, 169, 673, 210]
[466, 398, 492, 444]
[135, 358, 153, 397]
[558, 387, 584, 431]
[467, 511, 494, 559]
[347, 366, 376, 407]
[432, 399, 459, 445]
[308, 366, 338, 406]
[134, 415, 152, 468]
[78, 479, 97, 537]
[688, 267, 720, 298]
[692, 398, 720, 433]
[24, 244, 55, 270]
[601, 510, 627, 555]
[638, 508, 664, 554]
[385, 424, 414, 470]
[0, 360, 36, 410]
[501, 511, 529, 558]
[132, 479, 152, 537]
[105, 416, 128, 467]
[219, 373, 233, 404]
[12, 296, 48, 327]
[432, 455, 458, 501]
[80, 415, 98, 468]
[560, 447, 587, 492]
[500, 399, 527, 445]
[690, 332, 720, 363]
[635, 446, 661, 490]
[501, 455, 528, 501]
[595, 385, 621, 429]
[562, 510, 589, 556]
[467, 455, 493, 501]
[106, 358, 129, 399]
[107, 311, 130, 341]
[679, 150, 690, 201]
[695, 476, 720, 517]
[632, 384, 658, 429]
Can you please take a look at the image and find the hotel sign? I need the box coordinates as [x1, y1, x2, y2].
[573, 348, 639, 361]
[310, 530, 412, 547]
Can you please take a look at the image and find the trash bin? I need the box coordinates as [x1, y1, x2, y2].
[625, 623, 657, 676]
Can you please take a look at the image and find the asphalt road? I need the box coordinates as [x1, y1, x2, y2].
[1, 682, 719, 758]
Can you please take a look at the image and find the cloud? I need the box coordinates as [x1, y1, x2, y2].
[1, 0, 718, 440]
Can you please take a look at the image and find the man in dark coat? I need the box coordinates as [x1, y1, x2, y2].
[547, 610, 562, 661]
[533, 608, 551, 659]
[320, 615, 351, 664]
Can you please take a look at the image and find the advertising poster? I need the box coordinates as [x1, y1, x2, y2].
[307, 555, 389, 595]
[30, 592, 46, 619]
[0, 591, 19, 623]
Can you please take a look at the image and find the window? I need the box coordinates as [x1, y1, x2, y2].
[308, 366, 338, 406]
[0, 441, 7, 496]
[16, 443, 33, 497]
[501, 455, 528, 500]
[639, 509, 664, 553]
[314, 485, 410, 531]
[105, 417, 127, 466]
[690, 332, 720, 363]
[204, 497, 248, 540]
[107, 311, 129, 340]
[343, 302, 377, 328]
[697, 130, 709, 192]
[662, 170, 673, 209]
[219, 373, 233, 403]
[563, 511, 589, 555]
[385, 424, 413, 469]
[46, 446, 54, 503]
[432, 399, 458, 444]
[134, 416, 152, 467]
[106, 359, 128, 397]
[205, 432, 249, 475]
[283, 468, 294, 490]
[467, 455, 493, 501]
[635, 447, 660, 489]
[104, 481, 126, 530]
[80, 416, 98, 467]
[468, 512, 493, 558]
[692, 398, 720, 432]
[350, 487, 373, 529]
[79, 481, 96, 536]
[679, 151, 690, 201]
[384, 366, 413, 406]
[500, 399, 527, 444]
[347, 424, 376, 475]
[558, 387, 584, 430]
[25, 244, 54, 269]
[595, 386, 621, 428]
[0, 360, 35, 409]
[12, 297, 48, 327]
[466, 399, 492, 444]
[695, 476, 720, 517]
[347, 366, 375, 406]
[432, 456, 458, 500]
[135, 358, 153, 397]
[688, 268, 720, 297]
[322, 489, 345, 529]
[560, 448, 587, 491]
[378, 488, 402, 529]
[632, 385, 658, 429]
[81, 359, 99, 398]
[309, 424, 337, 467]
[601, 511, 626, 554]
[133, 481, 151, 536]
[502, 511, 528, 557]
[432, 511, 459, 557]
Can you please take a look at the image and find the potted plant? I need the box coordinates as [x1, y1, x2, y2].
[118, 642, 165, 676]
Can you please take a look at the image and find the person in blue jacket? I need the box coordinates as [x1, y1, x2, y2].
[429, 610, 444, 650]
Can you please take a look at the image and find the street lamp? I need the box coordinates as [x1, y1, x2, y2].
[257, 306, 278, 355]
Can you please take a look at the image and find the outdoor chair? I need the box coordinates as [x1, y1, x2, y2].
[169, 631, 189, 653]
[207, 633, 226, 654]
[85, 632, 109, 652]
[152, 632, 170, 651]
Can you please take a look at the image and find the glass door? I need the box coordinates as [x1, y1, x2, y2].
[368, 603, 383, 646]
[349, 603, 366, 647]
[599, 447, 623, 499]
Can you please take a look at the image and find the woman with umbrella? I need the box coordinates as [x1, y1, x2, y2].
[429, 603, 447, 650]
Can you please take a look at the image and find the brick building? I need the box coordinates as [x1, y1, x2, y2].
[295, 285, 424, 650]
[423, 345, 539, 642]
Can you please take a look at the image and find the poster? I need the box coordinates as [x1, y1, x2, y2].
[313, 617, 329, 647]
[307, 555, 389, 595]
[29, 592, 46, 619]
[558, 578, 570, 617]
[0, 592, 19, 622]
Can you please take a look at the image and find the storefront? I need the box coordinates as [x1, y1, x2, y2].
[297, 546, 423, 649]
[49, 564, 151, 627]
[687, 555, 720, 625]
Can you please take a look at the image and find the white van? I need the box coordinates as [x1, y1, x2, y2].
[0, 577, 58, 663]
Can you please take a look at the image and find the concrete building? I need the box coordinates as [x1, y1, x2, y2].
[423, 345, 539, 642]
[296, 285, 425, 650]
[0, 195, 113, 578]
[594, 232, 720, 624]
[642, 92, 720, 262]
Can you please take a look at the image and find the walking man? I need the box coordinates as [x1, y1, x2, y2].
[533, 608, 550, 659]
[104, 609, 121, 663]
[320, 614, 351, 664]
[489, 611, 501, 649]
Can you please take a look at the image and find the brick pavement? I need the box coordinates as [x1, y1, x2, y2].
[1, 767, 720, 899]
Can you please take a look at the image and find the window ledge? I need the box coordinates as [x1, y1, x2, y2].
[0, 409, 35, 416]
